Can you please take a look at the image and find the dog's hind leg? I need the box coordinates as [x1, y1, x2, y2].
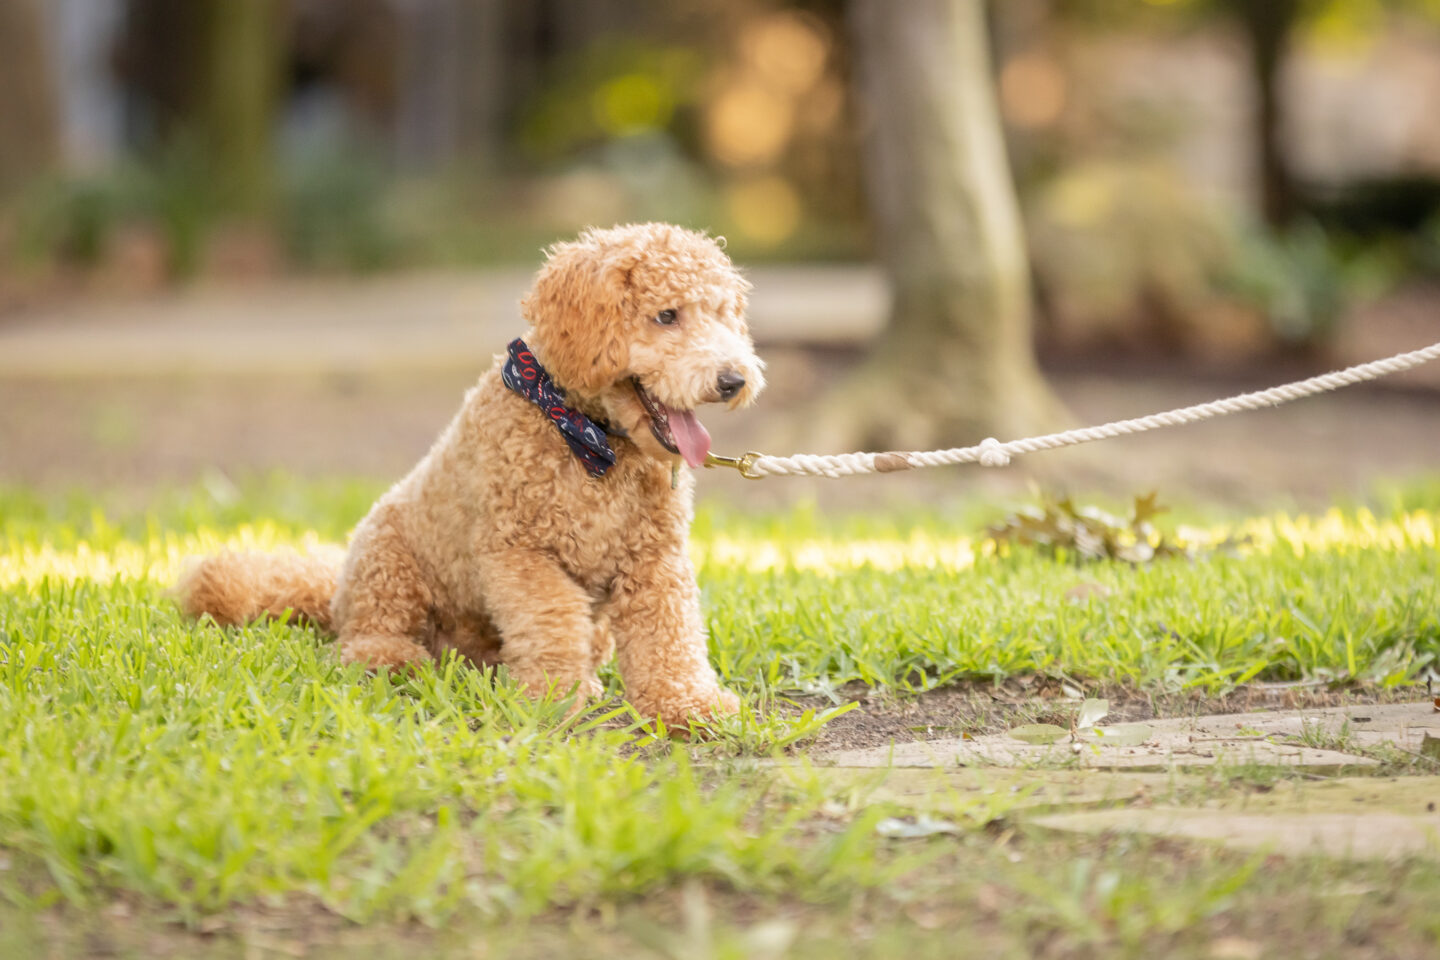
[330, 510, 434, 671]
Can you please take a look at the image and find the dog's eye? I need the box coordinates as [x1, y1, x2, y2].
[654, 308, 679, 326]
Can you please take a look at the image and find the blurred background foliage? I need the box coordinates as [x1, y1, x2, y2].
[3, 0, 1440, 358]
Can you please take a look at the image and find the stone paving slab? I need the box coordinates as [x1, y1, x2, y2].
[819, 737, 1375, 771]
[1179, 701, 1440, 751]
[1033, 775, 1440, 859]
[804, 762, 1440, 859]
[1035, 809, 1440, 859]
[817, 702, 1438, 771]
[800, 766, 1182, 816]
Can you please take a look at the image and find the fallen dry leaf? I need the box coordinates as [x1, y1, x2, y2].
[876, 816, 960, 839]
[1076, 698, 1110, 729]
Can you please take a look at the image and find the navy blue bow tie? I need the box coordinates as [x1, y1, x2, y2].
[501, 338, 617, 477]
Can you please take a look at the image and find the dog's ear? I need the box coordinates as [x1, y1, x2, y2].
[523, 240, 637, 397]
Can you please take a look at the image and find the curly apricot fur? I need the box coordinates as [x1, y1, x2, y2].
[175, 223, 764, 726]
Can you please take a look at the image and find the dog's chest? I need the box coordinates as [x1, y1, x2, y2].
[416, 375, 693, 593]
[523, 455, 691, 589]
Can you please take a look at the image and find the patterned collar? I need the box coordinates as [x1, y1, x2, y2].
[501, 338, 617, 477]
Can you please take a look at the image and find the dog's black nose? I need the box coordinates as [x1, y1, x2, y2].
[716, 371, 746, 400]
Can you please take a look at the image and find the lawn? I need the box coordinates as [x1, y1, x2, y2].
[2, 476, 1438, 958]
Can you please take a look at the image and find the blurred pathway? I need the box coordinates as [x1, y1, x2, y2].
[0, 268, 1437, 504]
[0, 267, 887, 376]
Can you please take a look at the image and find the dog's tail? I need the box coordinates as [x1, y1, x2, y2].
[175, 547, 345, 632]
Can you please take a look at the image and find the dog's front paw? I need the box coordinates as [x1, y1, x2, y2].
[710, 688, 741, 717]
[560, 675, 605, 718]
[640, 686, 741, 729]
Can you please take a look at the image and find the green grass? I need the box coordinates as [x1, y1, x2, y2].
[2, 477, 1439, 956]
[0, 586, 890, 921]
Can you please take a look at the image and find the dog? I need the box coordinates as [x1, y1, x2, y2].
[177, 223, 765, 725]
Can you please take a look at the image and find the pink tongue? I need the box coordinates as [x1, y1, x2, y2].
[666, 407, 711, 468]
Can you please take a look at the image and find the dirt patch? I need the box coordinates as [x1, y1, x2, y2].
[793, 680, 1433, 755]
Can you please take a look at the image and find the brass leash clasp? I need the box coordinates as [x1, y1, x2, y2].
[703, 451, 764, 480]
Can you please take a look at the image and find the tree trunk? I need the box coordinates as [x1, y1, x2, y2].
[0, 0, 60, 201]
[200, 0, 284, 215]
[396, 0, 459, 171]
[455, 0, 507, 172]
[832, 0, 1064, 453]
[1234, 0, 1301, 227]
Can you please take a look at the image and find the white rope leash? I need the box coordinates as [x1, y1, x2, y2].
[705, 341, 1440, 480]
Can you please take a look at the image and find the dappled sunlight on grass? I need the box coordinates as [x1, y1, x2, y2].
[7, 501, 1434, 588]
[0, 524, 337, 588]
[1239, 508, 1436, 554]
[697, 533, 980, 575]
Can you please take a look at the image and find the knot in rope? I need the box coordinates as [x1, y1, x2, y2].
[977, 437, 1010, 468]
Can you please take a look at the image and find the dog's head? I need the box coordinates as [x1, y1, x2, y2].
[522, 223, 765, 468]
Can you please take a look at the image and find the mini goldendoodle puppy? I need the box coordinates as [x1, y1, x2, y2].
[177, 223, 764, 725]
